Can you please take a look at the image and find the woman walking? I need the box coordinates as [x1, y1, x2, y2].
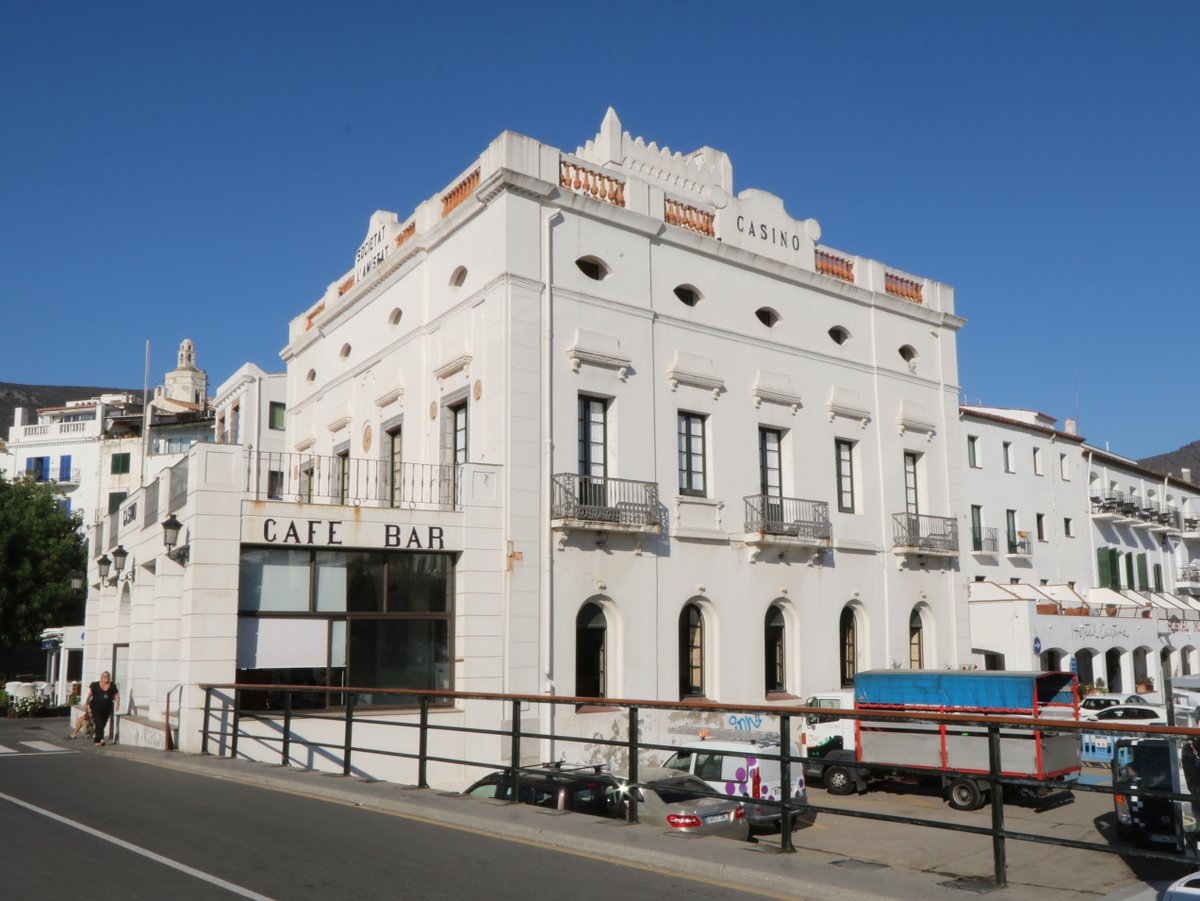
[84, 672, 119, 747]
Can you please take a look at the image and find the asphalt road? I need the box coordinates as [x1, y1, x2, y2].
[0, 719, 775, 901]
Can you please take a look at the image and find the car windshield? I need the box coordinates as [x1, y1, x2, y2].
[1115, 745, 1172, 789]
[662, 751, 691, 772]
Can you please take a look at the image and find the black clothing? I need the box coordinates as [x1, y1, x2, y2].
[88, 681, 118, 745]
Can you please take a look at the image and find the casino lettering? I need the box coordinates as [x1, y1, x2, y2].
[736, 215, 802, 251]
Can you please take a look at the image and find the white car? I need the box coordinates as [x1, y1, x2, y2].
[1084, 704, 1167, 725]
[1165, 871, 1200, 900]
[1079, 693, 1150, 714]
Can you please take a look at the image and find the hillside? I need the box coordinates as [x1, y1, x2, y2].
[0, 382, 139, 442]
[1140, 442, 1200, 482]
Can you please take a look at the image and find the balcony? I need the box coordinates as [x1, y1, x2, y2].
[740, 495, 830, 559]
[551, 474, 661, 547]
[1005, 534, 1033, 557]
[249, 451, 458, 511]
[1178, 564, 1200, 590]
[970, 526, 999, 555]
[893, 513, 958, 556]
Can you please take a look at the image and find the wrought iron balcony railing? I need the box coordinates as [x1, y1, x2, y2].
[893, 513, 958, 554]
[551, 474, 660, 528]
[1006, 534, 1033, 556]
[971, 526, 998, 553]
[250, 451, 459, 511]
[742, 494, 831, 542]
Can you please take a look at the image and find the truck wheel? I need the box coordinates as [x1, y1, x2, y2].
[947, 779, 985, 811]
[824, 765, 856, 796]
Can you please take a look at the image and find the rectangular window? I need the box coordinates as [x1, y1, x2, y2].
[1036, 513, 1046, 541]
[107, 491, 128, 515]
[759, 428, 782, 498]
[269, 401, 286, 430]
[443, 400, 468, 505]
[387, 426, 403, 508]
[267, 470, 284, 500]
[58, 455, 73, 482]
[967, 435, 979, 468]
[1032, 447, 1043, 476]
[25, 456, 49, 481]
[1136, 553, 1149, 592]
[903, 452, 920, 516]
[1006, 509, 1018, 553]
[1002, 441, 1014, 473]
[835, 439, 855, 513]
[971, 505, 983, 552]
[677, 412, 707, 497]
[1059, 453, 1070, 480]
[335, 451, 350, 504]
[1154, 563, 1164, 593]
[1064, 517, 1074, 538]
[230, 403, 241, 444]
[579, 395, 608, 479]
[111, 453, 131, 475]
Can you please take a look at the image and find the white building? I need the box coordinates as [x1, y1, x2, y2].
[962, 405, 1200, 694]
[85, 110, 974, 780]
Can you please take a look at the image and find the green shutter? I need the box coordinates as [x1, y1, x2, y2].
[1154, 563, 1164, 593]
[1137, 554, 1149, 591]
[1097, 548, 1112, 589]
[1124, 553, 1135, 589]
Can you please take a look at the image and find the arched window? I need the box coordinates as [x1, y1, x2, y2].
[1039, 648, 1065, 671]
[840, 607, 858, 688]
[679, 603, 705, 698]
[764, 606, 786, 694]
[908, 608, 924, 670]
[575, 603, 607, 699]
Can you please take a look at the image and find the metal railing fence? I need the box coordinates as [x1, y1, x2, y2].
[199, 683, 1200, 887]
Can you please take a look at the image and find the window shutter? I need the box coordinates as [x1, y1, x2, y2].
[1136, 554, 1149, 592]
[1096, 548, 1112, 589]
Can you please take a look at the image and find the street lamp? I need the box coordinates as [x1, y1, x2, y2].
[161, 513, 189, 565]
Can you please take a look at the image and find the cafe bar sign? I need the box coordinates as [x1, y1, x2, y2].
[242, 514, 456, 551]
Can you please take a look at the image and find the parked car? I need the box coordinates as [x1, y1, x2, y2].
[1084, 704, 1167, 725]
[629, 767, 749, 840]
[1165, 871, 1200, 900]
[464, 762, 625, 819]
[662, 738, 814, 832]
[1080, 693, 1150, 714]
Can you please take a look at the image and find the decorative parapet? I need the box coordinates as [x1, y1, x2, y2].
[394, 221, 416, 248]
[664, 198, 715, 237]
[441, 168, 480, 217]
[886, 272, 923, 303]
[559, 158, 625, 207]
[815, 249, 855, 283]
[337, 277, 355, 296]
[304, 303, 326, 331]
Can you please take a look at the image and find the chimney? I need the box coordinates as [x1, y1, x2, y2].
[1184, 468, 1193, 484]
[1063, 418, 1078, 435]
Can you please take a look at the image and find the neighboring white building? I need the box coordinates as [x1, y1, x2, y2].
[85, 110, 971, 781]
[962, 405, 1200, 694]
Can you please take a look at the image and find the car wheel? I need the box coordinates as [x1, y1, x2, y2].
[947, 778, 985, 811]
[824, 765, 856, 796]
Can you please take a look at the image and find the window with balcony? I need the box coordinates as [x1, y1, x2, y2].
[58, 455, 72, 482]
[764, 606, 786, 695]
[903, 452, 921, 516]
[336, 451, 350, 504]
[759, 427, 783, 523]
[443, 399, 468, 502]
[111, 453, 131, 475]
[835, 439, 856, 513]
[269, 402, 286, 430]
[679, 603, 705, 698]
[1006, 510, 1019, 553]
[576, 602, 607, 699]
[25, 457, 49, 481]
[579, 396, 609, 508]
[677, 412, 707, 497]
[267, 470, 284, 500]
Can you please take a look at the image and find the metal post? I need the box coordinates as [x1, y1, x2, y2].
[343, 692, 355, 776]
[201, 687, 212, 755]
[779, 714, 795, 852]
[626, 706, 639, 824]
[418, 695, 430, 788]
[509, 699, 522, 803]
[988, 724, 1007, 887]
[231, 688, 242, 761]
[281, 691, 292, 767]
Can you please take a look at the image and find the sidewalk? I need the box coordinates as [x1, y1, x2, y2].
[104, 743, 1180, 901]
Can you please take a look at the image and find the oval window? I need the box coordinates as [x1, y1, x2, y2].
[755, 307, 780, 328]
[575, 256, 609, 280]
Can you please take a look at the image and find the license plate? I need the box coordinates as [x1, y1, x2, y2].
[703, 813, 729, 824]
[1093, 738, 1109, 749]
[1149, 834, 1175, 844]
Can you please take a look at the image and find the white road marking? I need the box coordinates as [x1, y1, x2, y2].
[0, 790, 280, 901]
[20, 741, 63, 752]
[0, 746, 15, 754]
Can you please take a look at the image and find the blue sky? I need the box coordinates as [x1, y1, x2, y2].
[2, 2, 1196, 459]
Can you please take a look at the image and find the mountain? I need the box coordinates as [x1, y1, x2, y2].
[1139, 442, 1200, 482]
[0, 383, 139, 442]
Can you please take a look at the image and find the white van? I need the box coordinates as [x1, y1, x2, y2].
[661, 738, 813, 832]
